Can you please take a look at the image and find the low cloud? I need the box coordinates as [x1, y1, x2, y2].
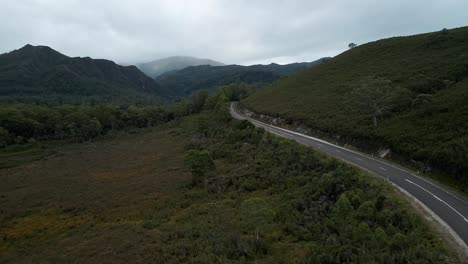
[1, 0, 467, 65]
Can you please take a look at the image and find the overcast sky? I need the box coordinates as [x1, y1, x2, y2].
[1, 0, 468, 65]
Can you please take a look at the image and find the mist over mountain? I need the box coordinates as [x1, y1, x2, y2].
[137, 56, 225, 78]
[0, 45, 328, 102]
[156, 58, 329, 97]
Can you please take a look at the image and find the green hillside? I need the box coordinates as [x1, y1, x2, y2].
[0, 45, 169, 103]
[243, 26, 468, 189]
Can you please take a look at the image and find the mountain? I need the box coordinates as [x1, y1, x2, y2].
[0, 45, 169, 103]
[242, 26, 468, 190]
[156, 59, 329, 97]
[137, 56, 224, 78]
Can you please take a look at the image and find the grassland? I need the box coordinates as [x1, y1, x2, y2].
[0, 124, 190, 263]
[0, 102, 464, 263]
[243, 26, 468, 192]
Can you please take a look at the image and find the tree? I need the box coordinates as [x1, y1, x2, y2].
[453, 54, 468, 81]
[240, 198, 275, 241]
[0, 107, 41, 139]
[219, 83, 253, 101]
[411, 94, 433, 110]
[0, 127, 11, 147]
[333, 193, 353, 236]
[189, 90, 209, 113]
[81, 118, 102, 139]
[184, 150, 215, 185]
[348, 43, 357, 49]
[350, 77, 404, 127]
[126, 106, 146, 127]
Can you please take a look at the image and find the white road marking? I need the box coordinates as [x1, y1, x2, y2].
[231, 103, 468, 207]
[405, 179, 468, 223]
[379, 167, 387, 171]
[354, 157, 363, 161]
[335, 150, 341, 153]
[231, 103, 468, 251]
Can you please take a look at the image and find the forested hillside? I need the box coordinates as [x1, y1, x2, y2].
[243, 26, 468, 190]
[156, 59, 328, 97]
[0, 45, 170, 103]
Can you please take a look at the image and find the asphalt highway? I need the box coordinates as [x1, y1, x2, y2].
[230, 102, 468, 251]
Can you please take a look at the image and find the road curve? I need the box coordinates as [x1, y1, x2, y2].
[230, 102, 468, 252]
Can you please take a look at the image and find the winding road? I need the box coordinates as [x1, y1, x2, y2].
[230, 102, 468, 253]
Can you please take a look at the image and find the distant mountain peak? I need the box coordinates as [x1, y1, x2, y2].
[137, 56, 224, 78]
[19, 44, 55, 52]
[155, 58, 328, 97]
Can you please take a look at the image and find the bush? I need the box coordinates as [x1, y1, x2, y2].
[184, 150, 215, 185]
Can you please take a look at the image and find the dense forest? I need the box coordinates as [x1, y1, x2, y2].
[0, 84, 252, 150]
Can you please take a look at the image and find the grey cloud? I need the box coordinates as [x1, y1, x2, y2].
[1, 0, 467, 65]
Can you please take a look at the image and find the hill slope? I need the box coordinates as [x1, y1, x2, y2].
[156, 59, 329, 97]
[137, 56, 224, 78]
[0, 45, 169, 102]
[243, 26, 468, 189]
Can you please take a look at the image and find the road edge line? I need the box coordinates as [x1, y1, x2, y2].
[230, 102, 468, 258]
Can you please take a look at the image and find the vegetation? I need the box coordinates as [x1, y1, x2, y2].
[0, 103, 170, 148]
[243, 26, 468, 191]
[155, 59, 328, 97]
[0, 85, 251, 169]
[0, 27, 465, 261]
[184, 149, 215, 185]
[349, 77, 407, 127]
[0, 84, 250, 150]
[0, 89, 462, 263]
[348, 43, 358, 49]
[0, 44, 328, 102]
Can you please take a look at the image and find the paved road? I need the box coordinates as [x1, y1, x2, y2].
[230, 102, 468, 251]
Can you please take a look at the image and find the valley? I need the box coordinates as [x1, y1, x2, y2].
[0, 7, 467, 262]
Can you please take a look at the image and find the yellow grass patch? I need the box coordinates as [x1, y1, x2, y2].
[93, 170, 139, 181]
[1, 211, 89, 241]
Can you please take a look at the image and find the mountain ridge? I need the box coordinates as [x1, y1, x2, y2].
[156, 58, 329, 97]
[0, 44, 168, 102]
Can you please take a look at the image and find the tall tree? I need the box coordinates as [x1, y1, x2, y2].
[348, 42, 357, 49]
[184, 150, 215, 185]
[350, 77, 403, 127]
